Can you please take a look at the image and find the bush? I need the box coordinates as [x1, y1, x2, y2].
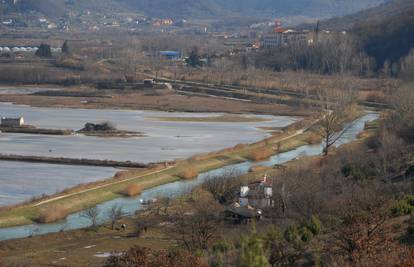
[212, 239, 234, 254]
[284, 225, 299, 242]
[123, 184, 142, 197]
[36, 205, 69, 223]
[179, 166, 199, 180]
[392, 195, 414, 216]
[306, 133, 321, 144]
[299, 226, 312, 243]
[307, 215, 322, 235]
[247, 147, 274, 162]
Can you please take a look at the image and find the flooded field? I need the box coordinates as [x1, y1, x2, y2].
[0, 103, 298, 163]
[0, 102, 297, 207]
[0, 112, 379, 241]
[0, 161, 117, 207]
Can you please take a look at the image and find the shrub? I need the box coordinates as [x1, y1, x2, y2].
[248, 166, 269, 173]
[36, 205, 69, 223]
[307, 215, 322, 235]
[306, 133, 320, 144]
[179, 166, 199, 180]
[123, 184, 142, 197]
[299, 226, 312, 243]
[392, 195, 414, 216]
[284, 225, 299, 242]
[212, 239, 234, 254]
[247, 147, 274, 161]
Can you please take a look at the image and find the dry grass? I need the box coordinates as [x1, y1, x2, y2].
[179, 166, 199, 180]
[123, 184, 142, 197]
[36, 205, 70, 223]
[306, 132, 321, 144]
[248, 165, 271, 173]
[247, 147, 274, 161]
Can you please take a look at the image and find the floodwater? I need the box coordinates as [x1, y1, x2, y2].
[0, 112, 378, 241]
[0, 161, 117, 207]
[0, 103, 298, 163]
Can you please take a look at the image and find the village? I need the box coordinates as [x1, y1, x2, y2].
[0, 0, 413, 266]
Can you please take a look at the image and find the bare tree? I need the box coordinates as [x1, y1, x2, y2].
[108, 205, 125, 230]
[319, 110, 344, 156]
[168, 191, 223, 251]
[82, 206, 100, 230]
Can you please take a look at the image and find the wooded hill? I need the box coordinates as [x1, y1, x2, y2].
[3, 0, 386, 20]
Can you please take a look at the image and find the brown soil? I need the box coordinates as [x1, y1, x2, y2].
[0, 90, 313, 117]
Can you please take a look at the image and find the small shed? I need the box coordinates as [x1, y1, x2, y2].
[1, 117, 24, 127]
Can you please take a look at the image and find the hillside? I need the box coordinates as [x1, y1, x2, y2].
[354, 7, 414, 71]
[320, 0, 414, 29]
[310, 0, 414, 72]
[4, 0, 386, 20]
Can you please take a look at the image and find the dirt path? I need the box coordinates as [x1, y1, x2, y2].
[33, 166, 175, 207]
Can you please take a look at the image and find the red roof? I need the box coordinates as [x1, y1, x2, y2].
[275, 27, 284, 33]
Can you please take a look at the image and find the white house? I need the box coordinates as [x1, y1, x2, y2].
[1, 117, 24, 127]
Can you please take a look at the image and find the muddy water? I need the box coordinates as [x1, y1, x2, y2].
[0, 112, 378, 241]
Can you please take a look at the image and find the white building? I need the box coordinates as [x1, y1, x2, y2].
[1, 117, 24, 127]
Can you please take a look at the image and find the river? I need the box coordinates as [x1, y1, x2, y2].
[0, 112, 378, 241]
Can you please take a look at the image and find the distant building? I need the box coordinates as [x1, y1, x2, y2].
[153, 19, 173, 27]
[159, 51, 181, 60]
[1, 117, 24, 127]
[239, 174, 273, 209]
[225, 174, 273, 223]
[262, 29, 309, 49]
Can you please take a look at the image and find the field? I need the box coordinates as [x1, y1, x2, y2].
[0, 88, 313, 117]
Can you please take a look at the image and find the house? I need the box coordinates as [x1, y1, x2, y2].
[1, 117, 24, 127]
[225, 174, 273, 223]
[238, 174, 273, 209]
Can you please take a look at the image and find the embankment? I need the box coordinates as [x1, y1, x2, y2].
[0, 154, 149, 168]
[0, 127, 73, 135]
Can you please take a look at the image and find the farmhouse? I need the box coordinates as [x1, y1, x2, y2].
[239, 174, 273, 209]
[1, 117, 24, 127]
